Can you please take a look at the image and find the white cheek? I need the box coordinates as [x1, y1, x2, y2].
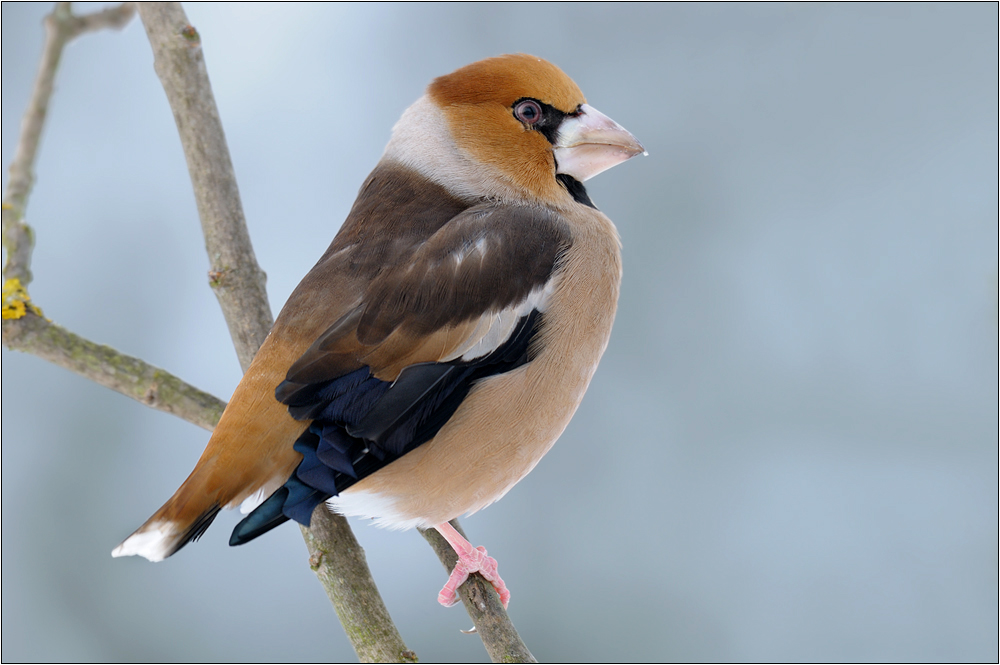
[383, 96, 527, 203]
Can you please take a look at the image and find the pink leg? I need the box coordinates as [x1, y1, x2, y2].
[433, 522, 511, 609]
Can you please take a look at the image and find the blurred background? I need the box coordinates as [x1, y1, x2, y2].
[2, 3, 996, 662]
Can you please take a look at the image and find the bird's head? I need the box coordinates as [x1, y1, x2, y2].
[385, 54, 645, 206]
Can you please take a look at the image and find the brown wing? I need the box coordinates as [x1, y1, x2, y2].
[278, 194, 570, 397]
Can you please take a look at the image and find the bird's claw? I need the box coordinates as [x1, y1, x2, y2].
[437, 545, 510, 609]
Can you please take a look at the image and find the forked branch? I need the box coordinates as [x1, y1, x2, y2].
[3, 3, 533, 662]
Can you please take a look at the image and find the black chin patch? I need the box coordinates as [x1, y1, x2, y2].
[556, 173, 596, 209]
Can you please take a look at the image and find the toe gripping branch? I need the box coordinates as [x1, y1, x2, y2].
[434, 521, 511, 609]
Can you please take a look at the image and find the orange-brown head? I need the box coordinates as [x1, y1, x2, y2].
[388, 54, 644, 206]
[429, 53, 586, 110]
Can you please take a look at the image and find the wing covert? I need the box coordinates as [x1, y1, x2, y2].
[281, 202, 571, 393]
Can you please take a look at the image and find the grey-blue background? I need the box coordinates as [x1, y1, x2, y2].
[2, 3, 996, 662]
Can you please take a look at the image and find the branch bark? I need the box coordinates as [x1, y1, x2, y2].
[1, 2, 218, 432]
[3, 311, 225, 430]
[301, 508, 419, 664]
[137, 4, 414, 662]
[136, 3, 270, 372]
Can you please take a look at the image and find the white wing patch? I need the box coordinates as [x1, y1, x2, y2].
[235, 476, 286, 514]
[441, 279, 556, 363]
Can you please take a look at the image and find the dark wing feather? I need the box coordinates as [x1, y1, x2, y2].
[357, 204, 568, 343]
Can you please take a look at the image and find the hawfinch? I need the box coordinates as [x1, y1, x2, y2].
[114, 53, 644, 608]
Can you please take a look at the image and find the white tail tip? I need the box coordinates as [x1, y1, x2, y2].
[111, 522, 175, 562]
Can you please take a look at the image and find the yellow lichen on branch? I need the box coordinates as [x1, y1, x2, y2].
[2, 277, 43, 320]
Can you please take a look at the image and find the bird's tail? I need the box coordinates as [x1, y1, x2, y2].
[111, 331, 311, 562]
[112, 436, 303, 564]
[111, 457, 233, 562]
[111, 507, 220, 562]
[111, 435, 305, 561]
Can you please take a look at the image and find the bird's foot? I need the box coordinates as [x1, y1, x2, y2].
[434, 522, 511, 609]
[437, 544, 511, 608]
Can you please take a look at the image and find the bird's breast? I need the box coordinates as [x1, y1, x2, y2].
[331, 207, 622, 528]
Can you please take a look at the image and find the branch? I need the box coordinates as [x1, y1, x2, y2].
[137, 4, 414, 662]
[1, 3, 220, 431]
[2, 2, 136, 287]
[422, 522, 538, 663]
[0, 2, 211, 431]
[3, 3, 534, 661]
[61, 2, 137, 37]
[2, 310, 225, 431]
[301, 508, 418, 664]
[136, 3, 270, 372]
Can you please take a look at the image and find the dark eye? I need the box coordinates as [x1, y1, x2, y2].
[514, 99, 543, 125]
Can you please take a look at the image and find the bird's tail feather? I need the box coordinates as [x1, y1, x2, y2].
[111, 458, 249, 562]
[111, 502, 221, 562]
[111, 330, 311, 562]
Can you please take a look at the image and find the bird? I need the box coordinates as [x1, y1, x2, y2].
[113, 53, 644, 608]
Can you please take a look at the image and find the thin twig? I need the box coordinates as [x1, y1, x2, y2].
[2, 2, 136, 287]
[137, 4, 414, 662]
[422, 522, 538, 663]
[62, 2, 137, 38]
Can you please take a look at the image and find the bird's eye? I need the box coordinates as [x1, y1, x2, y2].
[514, 100, 543, 125]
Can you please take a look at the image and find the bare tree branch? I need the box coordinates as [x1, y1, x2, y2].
[136, 3, 270, 372]
[0, 1, 207, 429]
[1, 2, 218, 431]
[137, 4, 415, 662]
[2, 2, 136, 287]
[61, 1, 136, 38]
[3, 3, 535, 661]
[3, 310, 225, 431]
[422, 523, 538, 663]
[301, 507, 419, 664]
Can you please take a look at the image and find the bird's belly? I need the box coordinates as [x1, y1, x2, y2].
[330, 357, 586, 528]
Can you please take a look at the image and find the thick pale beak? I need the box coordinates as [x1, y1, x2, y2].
[553, 104, 646, 182]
